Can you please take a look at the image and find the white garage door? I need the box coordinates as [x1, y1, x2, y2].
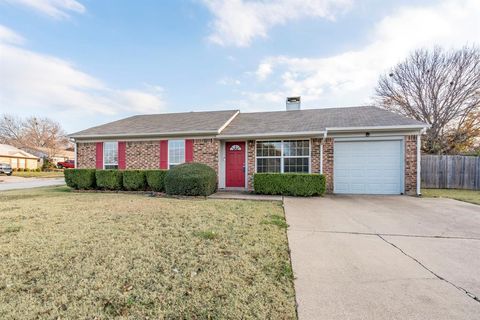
[334, 140, 403, 194]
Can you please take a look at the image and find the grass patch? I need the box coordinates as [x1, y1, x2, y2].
[262, 214, 288, 229]
[0, 187, 296, 319]
[13, 171, 64, 178]
[423, 189, 480, 205]
[3, 225, 21, 233]
[194, 230, 219, 240]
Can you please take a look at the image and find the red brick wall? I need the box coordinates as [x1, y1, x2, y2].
[77, 139, 220, 171]
[311, 138, 321, 174]
[76, 142, 96, 168]
[322, 138, 334, 193]
[404, 135, 418, 195]
[193, 139, 220, 173]
[126, 141, 160, 169]
[247, 140, 255, 190]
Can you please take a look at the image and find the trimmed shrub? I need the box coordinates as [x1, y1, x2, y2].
[145, 170, 167, 192]
[123, 170, 147, 191]
[35, 168, 41, 172]
[165, 163, 217, 196]
[42, 158, 56, 171]
[253, 173, 326, 197]
[64, 169, 96, 190]
[96, 170, 123, 190]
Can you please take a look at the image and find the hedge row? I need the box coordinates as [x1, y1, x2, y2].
[253, 173, 326, 196]
[64, 163, 217, 196]
[64, 169, 167, 192]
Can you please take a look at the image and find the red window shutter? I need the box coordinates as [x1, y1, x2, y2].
[118, 141, 126, 169]
[185, 139, 194, 163]
[95, 142, 103, 169]
[159, 140, 168, 169]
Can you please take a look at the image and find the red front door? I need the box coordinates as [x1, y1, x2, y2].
[226, 142, 246, 188]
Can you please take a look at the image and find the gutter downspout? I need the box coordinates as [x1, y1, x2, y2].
[319, 130, 327, 174]
[72, 138, 77, 168]
[416, 130, 425, 196]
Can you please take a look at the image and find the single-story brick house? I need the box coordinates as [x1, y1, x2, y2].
[70, 104, 427, 195]
[0, 144, 39, 170]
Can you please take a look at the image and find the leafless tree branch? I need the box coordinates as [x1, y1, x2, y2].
[375, 46, 480, 154]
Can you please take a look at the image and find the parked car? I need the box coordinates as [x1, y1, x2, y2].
[0, 163, 13, 176]
[57, 160, 75, 169]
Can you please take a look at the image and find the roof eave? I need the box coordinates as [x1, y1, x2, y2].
[69, 130, 219, 140]
[326, 124, 429, 132]
[217, 131, 327, 139]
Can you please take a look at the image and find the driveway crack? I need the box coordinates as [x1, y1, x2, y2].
[377, 234, 480, 304]
[288, 229, 480, 241]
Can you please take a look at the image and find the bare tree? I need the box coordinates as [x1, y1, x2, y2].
[0, 114, 69, 158]
[23, 117, 70, 158]
[0, 114, 26, 147]
[375, 46, 480, 154]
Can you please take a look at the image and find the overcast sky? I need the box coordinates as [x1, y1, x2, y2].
[0, 0, 479, 132]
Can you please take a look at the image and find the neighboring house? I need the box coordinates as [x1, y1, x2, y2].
[69, 102, 428, 195]
[24, 147, 75, 165]
[0, 144, 39, 170]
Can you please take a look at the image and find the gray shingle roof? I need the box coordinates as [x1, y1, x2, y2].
[70, 106, 426, 139]
[219, 106, 426, 136]
[69, 110, 239, 138]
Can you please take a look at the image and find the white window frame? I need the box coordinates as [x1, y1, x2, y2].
[168, 139, 185, 169]
[255, 139, 311, 174]
[103, 141, 118, 169]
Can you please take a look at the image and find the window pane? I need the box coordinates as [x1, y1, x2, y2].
[256, 141, 281, 157]
[284, 158, 309, 173]
[284, 140, 309, 157]
[104, 142, 118, 166]
[168, 140, 185, 167]
[105, 164, 118, 170]
[256, 158, 281, 173]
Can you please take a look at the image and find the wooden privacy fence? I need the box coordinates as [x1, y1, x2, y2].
[421, 155, 480, 190]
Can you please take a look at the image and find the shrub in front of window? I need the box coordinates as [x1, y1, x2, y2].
[145, 170, 168, 192]
[253, 173, 326, 196]
[164, 163, 217, 196]
[123, 170, 147, 191]
[64, 169, 96, 190]
[95, 170, 123, 190]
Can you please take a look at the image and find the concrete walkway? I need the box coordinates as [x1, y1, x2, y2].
[284, 195, 480, 320]
[209, 191, 282, 201]
[0, 176, 65, 191]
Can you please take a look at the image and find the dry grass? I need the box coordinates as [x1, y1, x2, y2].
[0, 187, 296, 319]
[422, 188, 480, 205]
[12, 171, 64, 178]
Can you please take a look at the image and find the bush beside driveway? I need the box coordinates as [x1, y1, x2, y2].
[0, 187, 296, 319]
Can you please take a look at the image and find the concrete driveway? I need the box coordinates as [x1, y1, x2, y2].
[284, 195, 480, 320]
[0, 175, 65, 191]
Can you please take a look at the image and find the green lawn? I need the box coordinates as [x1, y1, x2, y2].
[0, 187, 296, 319]
[12, 171, 64, 178]
[422, 188, 480, 205]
